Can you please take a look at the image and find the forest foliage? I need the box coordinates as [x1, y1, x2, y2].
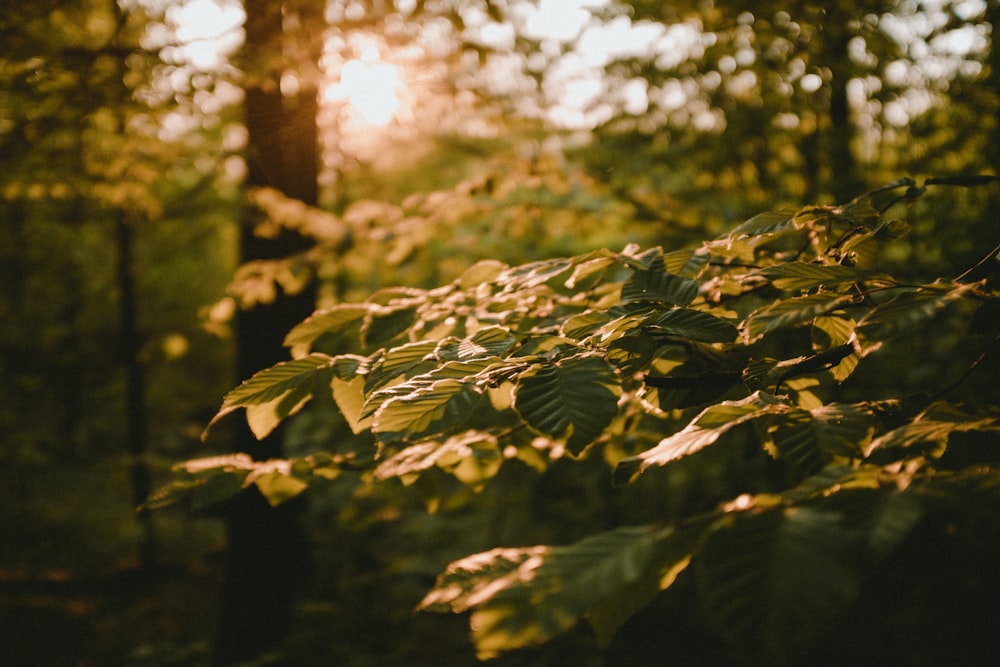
[3, 1, 1000, 665]
[153, 174, 1000, 664]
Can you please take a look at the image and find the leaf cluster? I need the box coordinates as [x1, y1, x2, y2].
[157, 176, 1000, 663]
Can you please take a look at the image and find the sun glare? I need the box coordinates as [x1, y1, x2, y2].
[324, 46, 404, 127]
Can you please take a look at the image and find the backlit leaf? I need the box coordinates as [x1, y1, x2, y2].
[422, 525, 705, 658]
[856, 283, 975, 345]
[206, 354, 334, 440]
[744, 293, 855, 343]
[283, 304, 368, 357]
[755, 262, 871, 291]
[252, 469, 309, 507]
[373, 378, 484, 443]
[616, 392, 788, 483]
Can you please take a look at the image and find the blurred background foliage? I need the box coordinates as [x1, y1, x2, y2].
[1, 0, 997, 664]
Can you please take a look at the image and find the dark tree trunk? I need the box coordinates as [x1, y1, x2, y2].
[115, 211, 157, 569]
[110, 2, 156, 570]
[212, 0, 320, 662]
[987, 0, 1000, 176]
[822, 6, 862, 203]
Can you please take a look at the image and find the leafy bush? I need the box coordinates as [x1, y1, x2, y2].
[154, 176, 1000, 665]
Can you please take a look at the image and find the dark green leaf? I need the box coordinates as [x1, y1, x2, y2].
[857, 284, 975, 346]
[514, 354, 622, 455]
[363, 304, 419, 348]
[695, 505, 860, 664]
[621, 256, 699, 306]
[647, 307, 738, 343]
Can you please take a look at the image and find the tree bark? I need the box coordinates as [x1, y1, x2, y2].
[212, 0, 320, 662]
[821, 5, 862, 203]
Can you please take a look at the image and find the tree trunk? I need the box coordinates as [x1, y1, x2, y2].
[111, 1, 157, 570]
[213, 0, 320, 662]
[822, 6, 861, 203]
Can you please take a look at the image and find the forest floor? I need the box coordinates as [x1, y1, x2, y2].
[0, 458, 224, 666]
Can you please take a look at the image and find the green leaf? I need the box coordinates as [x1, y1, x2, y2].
[457, 259, 508, 289]
[864, 402, 1000, 460]
[562, 310, 615, 339]
[206, 354, 334, 440]
[755, 262, 871, 291]
[744, 293, 855, 343]
[695, 505, 860, 664]
[725, 208, 796, 241]
[364, 340, 439, 394]
[616, 393, 787, 483]
[514, 354, 622, 455]
[647, 307, 738, 343]
[252, 469, 309, 507]
[497, 256, 576, 290]
[661, 248, 710, 278]
[329, 354, 371, 433]
[363, 303, 419, 348]
[283, 304, 368, 357]
[421, 525, 700, 659]
[470, 325, 519, 357]
[808, 403, 876, 458]
[373, 378, 484, 443]
[856, 284, 975, 347]
[621, 256, 699, 306]
[375, 431, 502, 487]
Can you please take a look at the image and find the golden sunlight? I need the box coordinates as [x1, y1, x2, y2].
[323, 45, 404, 127]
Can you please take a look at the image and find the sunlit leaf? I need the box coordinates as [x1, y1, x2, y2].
[469, 325, 519, 358]
[865, 401, 1000, 460]
[457, 259, 508, 289]
[205, 354, 334, 440]
[514, 354, 622, 455]
[562, 310, 615, 338]
[744, 293, 855, 343]
[252, 469, 309, 507]
[725, 209, 797, 241]
[661, 248, 709, 278]
[422, 525, 705, 658]
[364, 340, 438, 394]
[856, 284, 975, 346]
[754, 262, 871, 291]
[283, 304, 368, 357]
[373, 378, 484, 443]
[616, 392, 787, 483]
[376, 431, 501, 487]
